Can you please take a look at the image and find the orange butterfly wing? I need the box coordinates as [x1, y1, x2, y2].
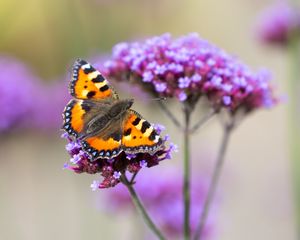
[81, 135, 122, 159]
[121, 110, 163, 154]
[80, 110, 163, 160]
[63, 59, 118, 138]
[81, 119, 123, 160]
[62, 99, 86, 137]
[69, 59, 116, 100]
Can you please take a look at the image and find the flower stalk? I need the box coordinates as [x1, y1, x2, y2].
[158, 100, 183, 130]
[183, 104, 192, 240]
[194, 119, 234, 240]
[287, 16, 300, 233]
[189, 109, 216, 134]
[121, 173, 166, 240]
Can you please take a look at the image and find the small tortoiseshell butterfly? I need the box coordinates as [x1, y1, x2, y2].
[62, 59, 163, 161]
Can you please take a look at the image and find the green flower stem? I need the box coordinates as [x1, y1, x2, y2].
[288, 28, 300, 233]
[193, 121, 234, 240]
[121, 174, 166, 240]
[189, 109, 216, 134]
[129, 171, 138, 184]
[183, 107, 191, 240]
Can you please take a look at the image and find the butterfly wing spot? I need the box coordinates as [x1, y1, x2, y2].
[132, 117, 141, 126]
[100, 85, 109, 92]
[92, 75, 105, 83]
[149, 131, 156, 141]
[111, 131, 122, 142]
[124, 128, 132, 136]
[141, 121, 151, 133]
[87, 91, 96, 98]
[123, 128, 132, 142]
[148, 130, 160, 143]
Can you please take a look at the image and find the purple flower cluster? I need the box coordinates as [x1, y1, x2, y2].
[62, 125, 176, 189]
[0, 56, 40, 132]
[104, 168, 216, 239]
[0, 55, 69, 133]
[104, 33, 277, 113]
[256, 1, 300, 46]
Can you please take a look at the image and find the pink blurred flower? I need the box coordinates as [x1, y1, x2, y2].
[256, 1, 300, 46]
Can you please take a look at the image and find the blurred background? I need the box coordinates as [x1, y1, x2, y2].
[0, 0, 297, 239]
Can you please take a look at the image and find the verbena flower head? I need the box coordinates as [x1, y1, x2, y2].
[0, 56, 40, 132]
[62, 125, 175, 189]
[103, 168, 217, 239]
[256, 1, 300, 46]
[104, 33, 277, 114]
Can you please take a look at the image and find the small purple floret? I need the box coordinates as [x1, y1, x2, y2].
[153, 123, 166, 134]
[142, 71, 154, 82]
[178, 92, 187, 102]
[155, 82, 167, 92]
[178, 77, 191, 89]
[91, 180, 100, 191]
[113, 171, 122, 179]
[139, 160, 148, 168]
[223, 96, 232, 106]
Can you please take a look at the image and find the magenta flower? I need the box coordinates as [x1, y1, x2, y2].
[0, 56, 41, 132]
[256, 1, 300, 46]
[103, 168, 217, 239]
[62, 124, 175, 189]
[104, 33, 277, 113]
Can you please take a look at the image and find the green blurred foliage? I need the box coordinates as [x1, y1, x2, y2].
[0, 0, 262, 80]
[0, 0, 185, 79]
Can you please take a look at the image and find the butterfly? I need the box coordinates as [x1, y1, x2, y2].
[62, 59, 163, 161]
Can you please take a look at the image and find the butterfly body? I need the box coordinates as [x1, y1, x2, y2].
[78, 98, 134, 140]
[62, 59, 162, 161]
